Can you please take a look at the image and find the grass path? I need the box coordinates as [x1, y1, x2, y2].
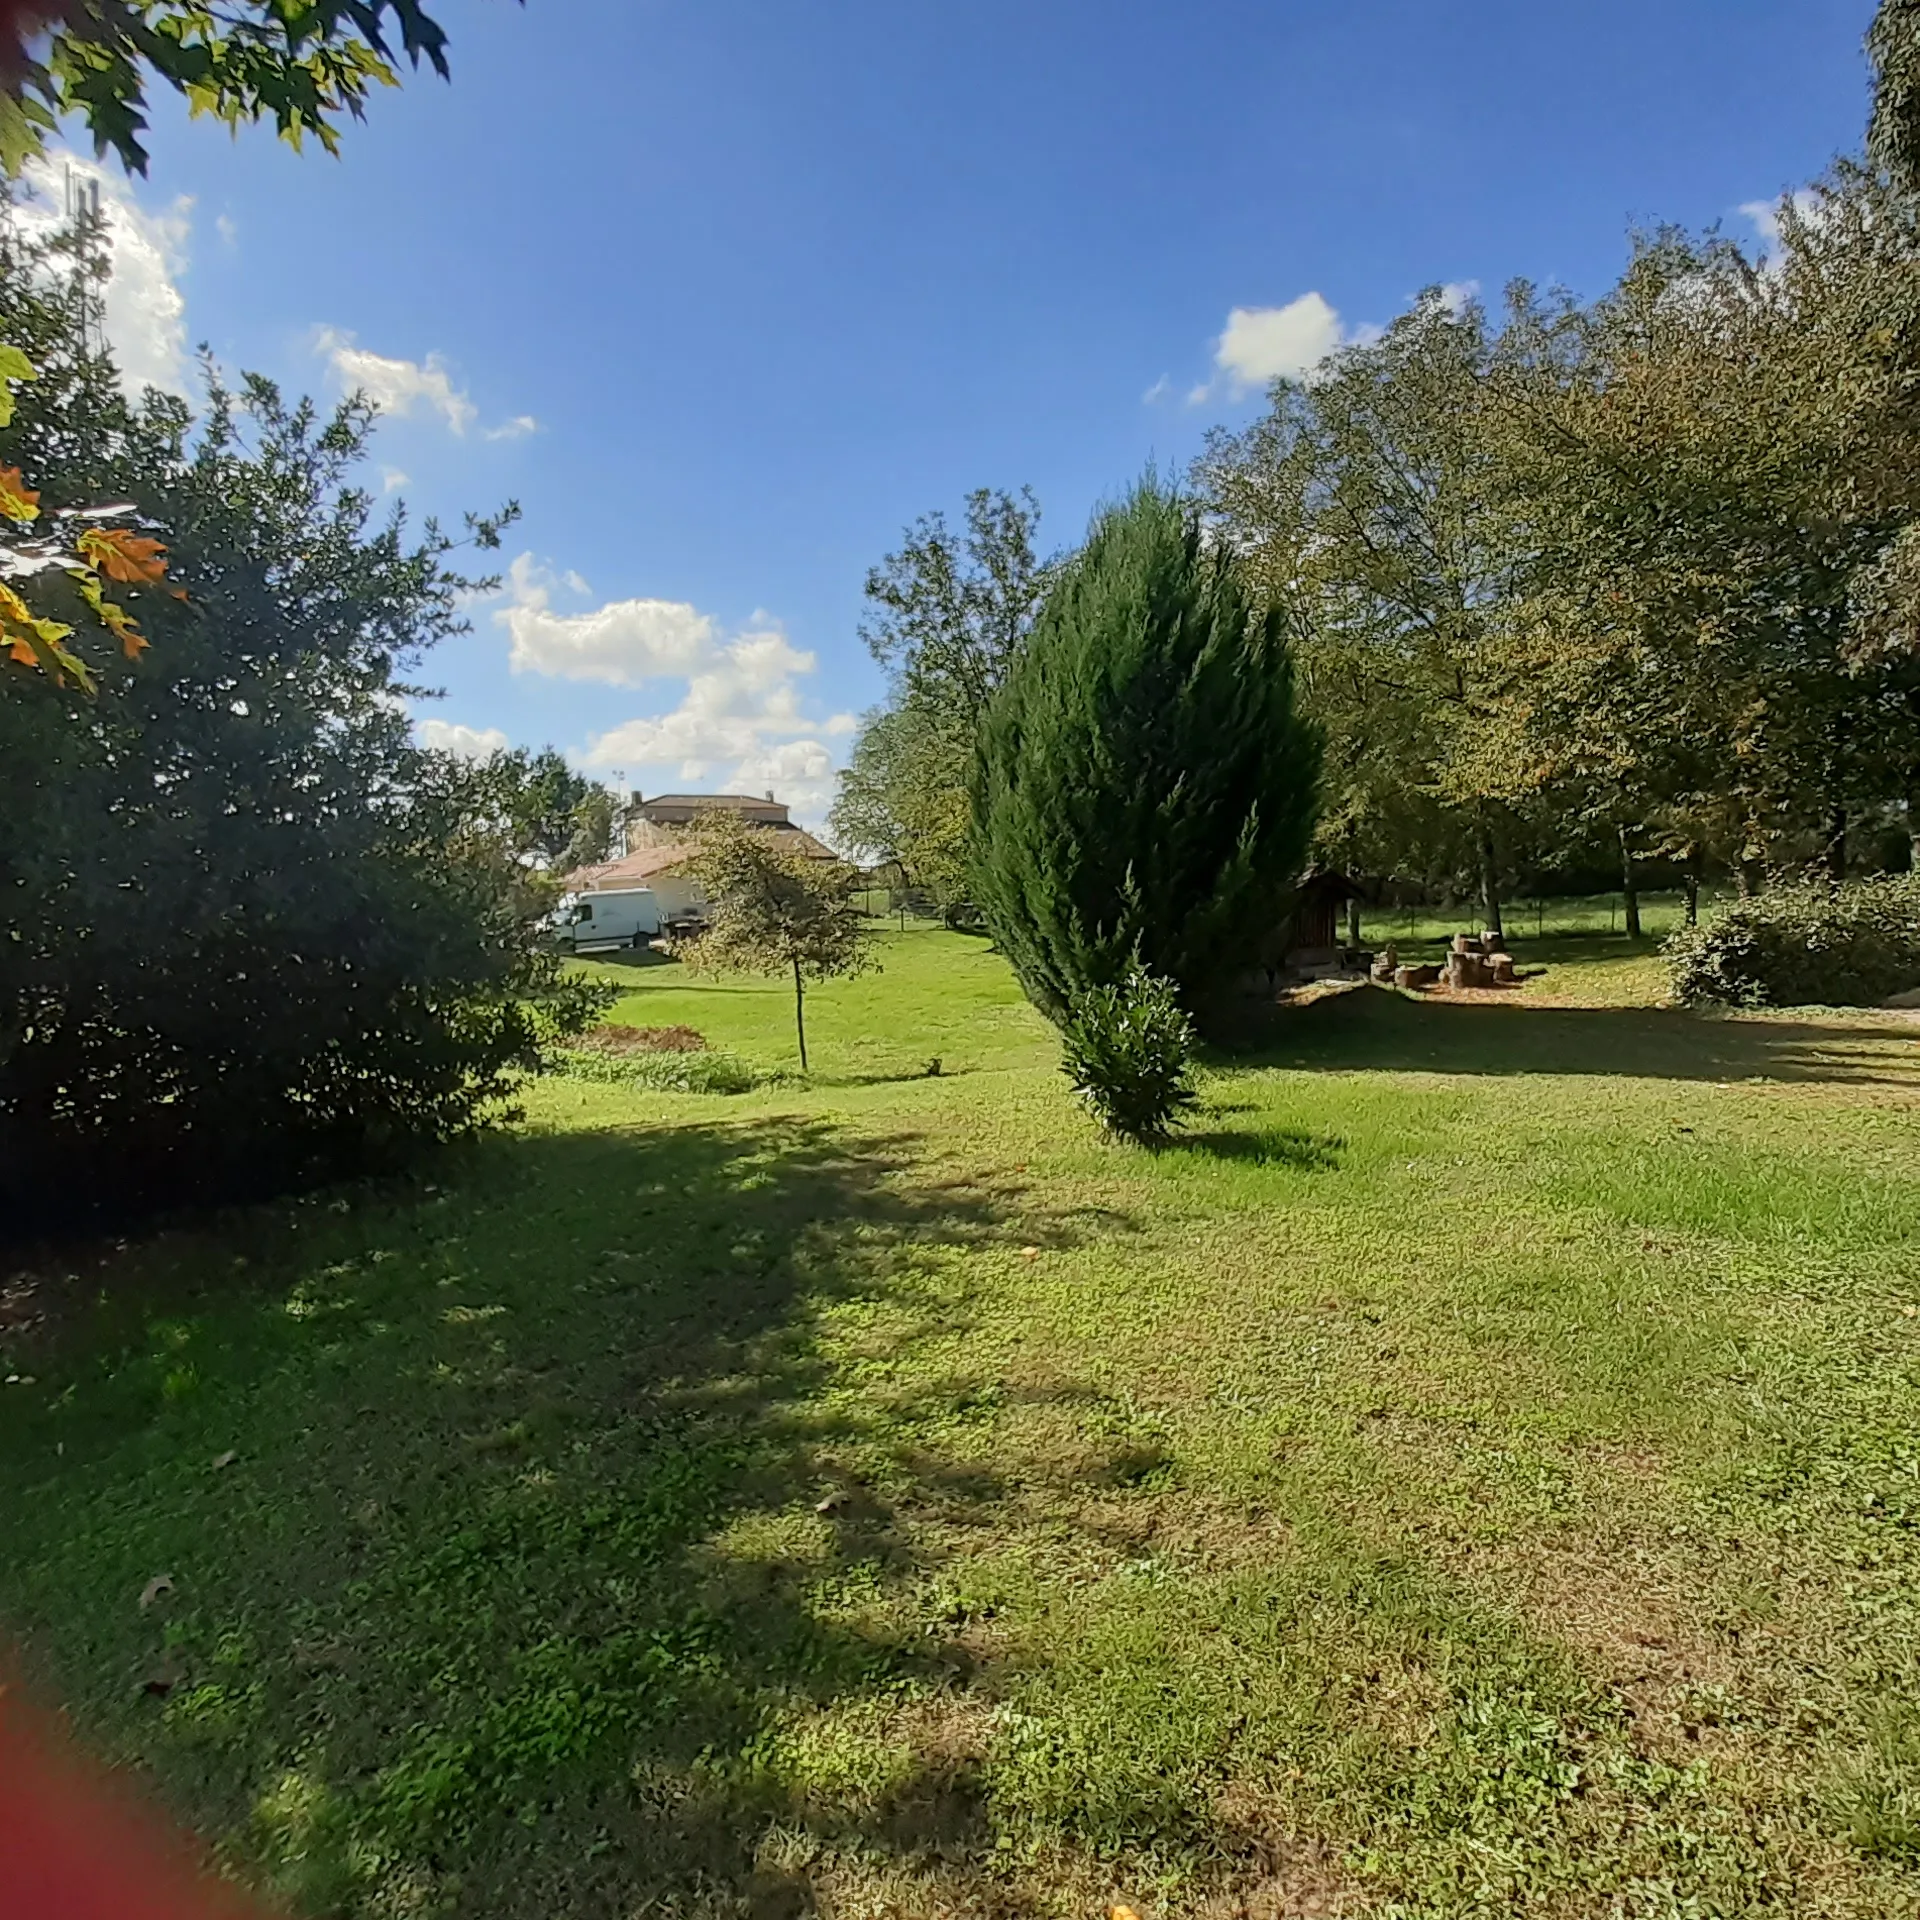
[4, 929, 1920, 1916]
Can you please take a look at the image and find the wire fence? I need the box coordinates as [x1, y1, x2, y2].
[856, 886, 1725, 947]
[1366, 889, 1720, 949]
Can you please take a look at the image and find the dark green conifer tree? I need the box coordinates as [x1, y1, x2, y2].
[970, 476, 1321, 1026]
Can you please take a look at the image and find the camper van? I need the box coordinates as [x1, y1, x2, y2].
[548, 888, 661, 951]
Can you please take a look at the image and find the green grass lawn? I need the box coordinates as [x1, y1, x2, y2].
[5, 930, 1920, 1917]
[1371, 887, 1719, 951]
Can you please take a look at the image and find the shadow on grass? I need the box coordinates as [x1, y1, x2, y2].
[0, 1116, 1124, 1919]
[1170, 1127, 1345, 1172]
[1225, 980, 1920, 1088]
[569, 941, 678, 969]
[829, 1063, 980, 1088]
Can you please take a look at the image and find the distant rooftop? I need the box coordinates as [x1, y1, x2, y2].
[630, 791, 790, 824]
[635, 792, 785, 811]
[568, 816, 838, 890]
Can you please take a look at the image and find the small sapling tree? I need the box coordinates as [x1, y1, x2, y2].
[684, 812, 876, 1073]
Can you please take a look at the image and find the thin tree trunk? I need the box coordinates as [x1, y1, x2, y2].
[1480, 826, 1503, 939]
[1909, 779, 1920, 873]
[793, 960, 808, 1074]
[1683, 858, 1700, 928]
[1825, 800, 1848, 888]
[1345, 895, 1361, 949]
[1618, 823, 1642, 940]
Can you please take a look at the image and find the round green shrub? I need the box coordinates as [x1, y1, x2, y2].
[1061, 964, 1199, 1144]
[1664, 875, 1920, 1008]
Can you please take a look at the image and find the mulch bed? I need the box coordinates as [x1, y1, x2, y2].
[572, 1024, 709, 1055]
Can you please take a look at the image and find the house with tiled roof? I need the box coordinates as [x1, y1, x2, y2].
[564, 791, 836, 925]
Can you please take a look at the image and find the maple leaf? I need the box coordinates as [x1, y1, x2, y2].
[0, 465, 40, 524]
[75, 573, 149, 659]
[0, 341, 34, 429]
[0, 578, 93, 691]
[78, 527, 170, 587]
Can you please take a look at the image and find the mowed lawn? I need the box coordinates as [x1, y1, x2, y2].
[5, 929, 1920, 1918]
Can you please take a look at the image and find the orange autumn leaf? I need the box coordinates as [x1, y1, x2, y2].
[0, 465, 39, 525]
[98, 599, 148, 659]
[78, 527, 170, 587]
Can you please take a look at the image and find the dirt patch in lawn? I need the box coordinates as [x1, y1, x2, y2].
[574, 1022, 710, 1053]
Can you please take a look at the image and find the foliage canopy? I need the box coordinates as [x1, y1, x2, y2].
[834, 487, 1050, 921]
[0, 0, 480, 176]
[0, 223, 601, 1230]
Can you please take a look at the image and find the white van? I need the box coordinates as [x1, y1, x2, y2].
[548, 888, 661, 951]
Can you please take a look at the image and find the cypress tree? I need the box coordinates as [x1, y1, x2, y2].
[970, 476, 1321, 1026]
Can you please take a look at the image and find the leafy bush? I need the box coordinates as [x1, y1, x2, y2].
[1061, 965, 1199, 1144]
[548, 1049, 772, 1095]
[1664, 875, 1920, 1008]
[971, 475, 1320, 1030]
[0, 224, 604, 1233]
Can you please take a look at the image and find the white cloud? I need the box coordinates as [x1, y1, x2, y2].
[1187, 280, 1482, 407]
[314, 326, 478, 434]
[574, 626, 821, 765]
[493, 552, 853, 819]
[1141, 373, 1173, 404]
[380, 466, 409, 493]
[1199, 293, 1347, 401]
[418, 719, 510, 760]
[500, 554, 716, 685]
[312, 331, 538, 440]
[16, 152, 191, 395]
[1739, 190, 1822, 267]
[215, 213, 238, 248]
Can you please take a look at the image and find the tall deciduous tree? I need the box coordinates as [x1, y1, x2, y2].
[684, 811, 874, 1074]
[860, 485, 1050, 722]
[445, 744, 616, 872]
[1870, 0, 1920, 196]
[1199, 291, 1536, 934]
[828, 699, 970, 908]
[836, 486, 1051, 921]
[971, 475, 1321, 1027]
[1498, 178, 1920, 884]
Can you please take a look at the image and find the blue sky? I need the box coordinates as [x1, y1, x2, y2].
[38, 0, 1881, 824]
